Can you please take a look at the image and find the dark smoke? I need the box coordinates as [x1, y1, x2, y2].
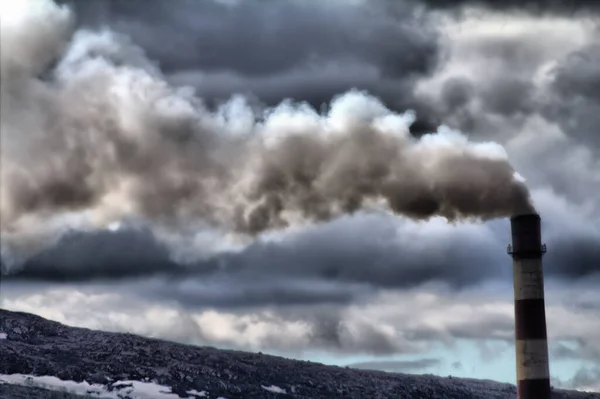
[0, 0, 534, 262]
[241, 125, 533, 234]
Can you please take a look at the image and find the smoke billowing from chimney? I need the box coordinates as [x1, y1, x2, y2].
[0, 0, 534, 246]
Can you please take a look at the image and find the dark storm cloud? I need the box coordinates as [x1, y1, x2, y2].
[4, 211, 600, 308]
[57, 0, 440, 113]
[221, 221, 502, 290]
[417, 0, 600, 14]
[544, 43, 600, 149]
[52, 0, 441, 138]
[141, 277, 373, 309]
[552, 44, 600, 102]
[479, 76, 537, 117]
[3, 216, 504, 289]
[347, 358, 441, 372]
[440, 77, 473, 112]
[167, 65, 420, 116]
[413, 33, 553, 139]
[1, 216, 506, 311]
[545, 234, 600, 280]
[429, 73, 535, 130]
[9, 229, 183, 281]
[32, 0, 600, 153]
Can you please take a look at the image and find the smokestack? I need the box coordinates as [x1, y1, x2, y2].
[507, 213, 550, 399]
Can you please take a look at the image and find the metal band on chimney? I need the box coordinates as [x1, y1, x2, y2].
[508, 214, 551, 399]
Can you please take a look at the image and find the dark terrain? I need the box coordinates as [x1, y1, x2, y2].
[0, 309, 598, 399]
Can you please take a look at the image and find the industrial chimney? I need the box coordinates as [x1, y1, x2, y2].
[507, 213, 551, 399]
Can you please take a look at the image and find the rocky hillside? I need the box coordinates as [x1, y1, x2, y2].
[0, 309, 598, 399]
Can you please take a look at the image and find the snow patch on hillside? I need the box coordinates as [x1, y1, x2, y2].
[262, 384, 287, 394]
[0, 374, 205, 399]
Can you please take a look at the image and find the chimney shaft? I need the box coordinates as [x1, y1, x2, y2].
[508, 213, 551, 399]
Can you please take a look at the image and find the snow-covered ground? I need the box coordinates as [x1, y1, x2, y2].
[0, 374, 206, 399]
[262, 384, 287, 394]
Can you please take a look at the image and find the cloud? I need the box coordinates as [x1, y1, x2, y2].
[60, 0, 438, 76]
[0, 0, 534, 255]
[347, 358, 441, 372]
[417, 0, 600, 15]
[412, 13, 593, 139]
[410, 13, 600, 219]
[4, 188, 599, 291]
[551, 342, 580, 360]
[569, 366, 600, 392]
[543, 43, 600, 150]
[545, 233, 600, 279]
[6, 228, 181, 281]
[3, 212, 504, 289]
[1, 3, 598, 323]
[3, 281, 600, 359]
[56, 0, 440, 113]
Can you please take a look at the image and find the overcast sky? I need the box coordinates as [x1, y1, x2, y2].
[1, 0, 599, 392]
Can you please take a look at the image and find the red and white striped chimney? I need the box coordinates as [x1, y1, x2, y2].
[508, 213, 551, 399]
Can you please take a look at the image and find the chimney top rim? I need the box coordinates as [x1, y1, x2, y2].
[510, 213, 540, 222]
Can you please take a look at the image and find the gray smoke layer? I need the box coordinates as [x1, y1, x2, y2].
[0, 0, 533, 249]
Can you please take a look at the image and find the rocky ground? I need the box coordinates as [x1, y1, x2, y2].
[1, 309, 598, 399]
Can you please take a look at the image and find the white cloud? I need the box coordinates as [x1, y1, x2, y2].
[4, 281, 599, 361]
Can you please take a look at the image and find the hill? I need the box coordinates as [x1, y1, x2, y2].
[0, 309, 597, 399]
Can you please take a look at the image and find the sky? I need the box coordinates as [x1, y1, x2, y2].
[0, 0, 599, 393]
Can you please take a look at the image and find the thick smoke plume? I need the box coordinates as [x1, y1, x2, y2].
[0, 0, 533, 252]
